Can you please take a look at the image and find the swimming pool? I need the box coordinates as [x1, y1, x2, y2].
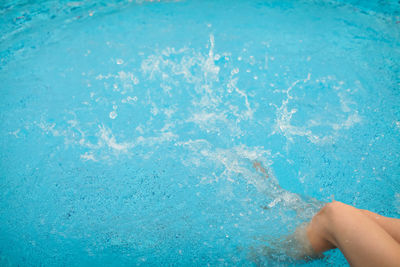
[1, 0, 399, 266]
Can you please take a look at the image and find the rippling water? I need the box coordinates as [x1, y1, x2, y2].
[1, 0, 399, 266]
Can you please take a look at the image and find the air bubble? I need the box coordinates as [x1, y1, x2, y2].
[109, 111, 117, 119]
[231, 68, 239, 75]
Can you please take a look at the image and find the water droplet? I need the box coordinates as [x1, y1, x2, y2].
[109, 111, 117, 119]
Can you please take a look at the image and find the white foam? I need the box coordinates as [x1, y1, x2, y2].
[186, 111, 242, 137]
[80, 152, 97, 161]
[136, 131, 178, 146]
[122, 96, 138, 104]
[272, 74, 362, 145]
[177, 139, 274, 187]
[109, 111, 117, 119]
[98, 125, 133, 152]
[135, 125, 145, 134]
[203, 34, 220, 81]
[96, 71, 139, 92]
[163, 106, 176, 118]
[37, 121, 61, 136]
[227, 70, 254, 120]
[176, 139, 323, 219]
[9, 129, 21, 138]
[341, 113, 361, 129]
[395, 121, 400, 132]
[141, 55, 163, 79]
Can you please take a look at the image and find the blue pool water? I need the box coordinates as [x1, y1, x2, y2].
[1, 0, 400, 266]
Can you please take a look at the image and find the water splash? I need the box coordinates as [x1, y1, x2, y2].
[271, 74, 362, 145]
[177, 139, 324, 220]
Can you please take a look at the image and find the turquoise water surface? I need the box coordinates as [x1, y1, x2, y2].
[1, 0, 400, 266]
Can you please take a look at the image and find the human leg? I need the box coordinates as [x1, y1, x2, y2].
[360, 209, 400, 244]
[306, 201, 400, 267]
